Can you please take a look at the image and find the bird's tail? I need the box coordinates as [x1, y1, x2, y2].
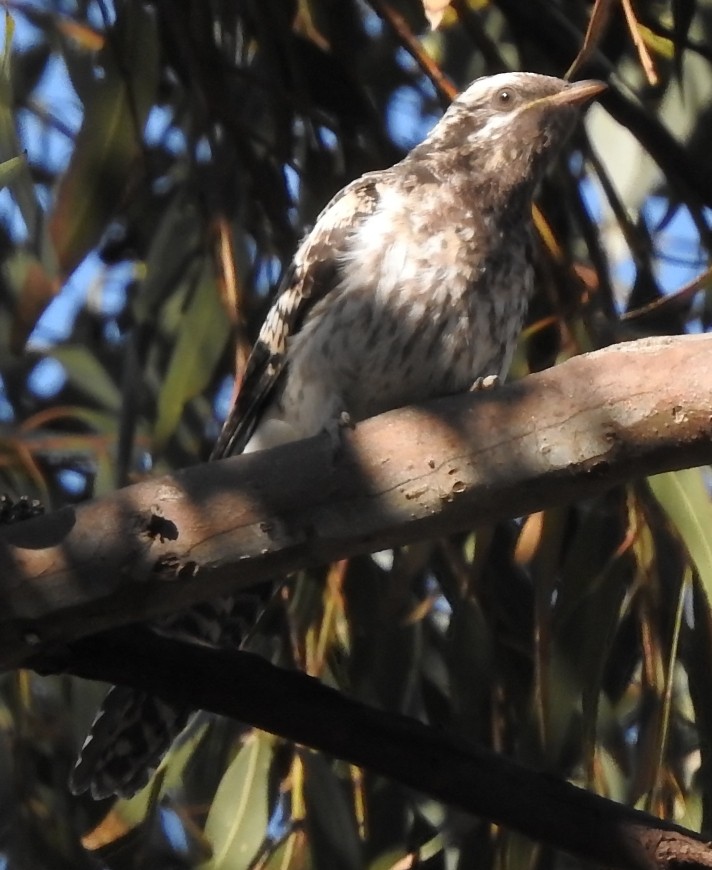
[69, 686, 191, 800]
[69, 590, 277, 799]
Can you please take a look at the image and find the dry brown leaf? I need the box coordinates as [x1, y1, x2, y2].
[567, 0, 615, 80]
[55, 17, 105, 52]
[80, 809, 134, 851]
[515, 512, 545, 565]
[10, 258, 59, 353]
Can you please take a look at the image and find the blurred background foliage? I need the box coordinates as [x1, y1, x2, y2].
[1, 0, 712, 868]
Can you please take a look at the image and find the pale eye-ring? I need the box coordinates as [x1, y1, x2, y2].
[494, 88, 517, 109]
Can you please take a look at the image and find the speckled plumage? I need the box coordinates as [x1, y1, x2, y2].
[70, 72, 605, 800]
[212, 73, 604, 457]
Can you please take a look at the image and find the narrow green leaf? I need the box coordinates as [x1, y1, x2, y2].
[638, 24, 675, 59]
[132, 194, 201, 326]
[153, 262, 230, 450]
[0, 13, 49, 267]
[0, 153, 26, 187]
[158, 719, 211, 793]
[49, 346, 121, 413]
[303, 751, 362, 870]
[550, 500, 632, 769]
[49, 4, 159, 276]
[201, 731, 273, 870]
[110, 719, 211, 832]
[0, 11, 13, 79]
[648, 468, 712, 605]
[447, 596, 492, 737]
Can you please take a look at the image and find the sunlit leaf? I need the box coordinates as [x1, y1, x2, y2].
[0, 153, 26, 187]
[648, 468, 712, 606]
[158, 718, 212, 793]
[638, 24, 675, 60]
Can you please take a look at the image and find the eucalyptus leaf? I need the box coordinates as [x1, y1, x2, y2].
[303, 751, 362, 870]
[648, 468, 712, 606]
[153, 261, 230, 451]
[49, 345, 121, 412]
[0, 153, 26, 187]
[49, 3, 159, 276]
[201, 732, 273, 870]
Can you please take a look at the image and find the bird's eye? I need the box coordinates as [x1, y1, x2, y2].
[494, 88, 517, 109]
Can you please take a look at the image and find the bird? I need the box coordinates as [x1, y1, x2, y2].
[69, 71, 606, 800]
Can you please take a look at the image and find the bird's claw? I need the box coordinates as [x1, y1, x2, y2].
[325, 411, 355, 459]
[470, 374, 500, 392]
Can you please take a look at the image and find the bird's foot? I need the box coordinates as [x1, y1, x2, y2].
[338, 410, 355, 430]
[325, 411, 355, 459]
[470, 374, 500, 393]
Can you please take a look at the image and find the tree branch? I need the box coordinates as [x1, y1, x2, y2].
[1, 334, 711, 668]
[33, 625, 712, 870]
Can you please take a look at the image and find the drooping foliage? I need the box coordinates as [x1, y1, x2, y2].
[1, 1, 712, 868]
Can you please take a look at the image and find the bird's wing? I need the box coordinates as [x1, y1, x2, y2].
[211, 171, 384, 459]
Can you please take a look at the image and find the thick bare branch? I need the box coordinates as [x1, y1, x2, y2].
[35, 626, 712, 870]
[1, 334, 711, 668]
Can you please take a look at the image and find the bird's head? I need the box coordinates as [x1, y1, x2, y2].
[410, 72, 606, 194]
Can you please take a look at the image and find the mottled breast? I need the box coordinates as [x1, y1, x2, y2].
[265, 170, 534, 442]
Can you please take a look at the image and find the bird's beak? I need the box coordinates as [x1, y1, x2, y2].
[544, 79, 608, 108]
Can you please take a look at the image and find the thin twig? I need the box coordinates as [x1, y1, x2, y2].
[620, 0, 659, 86]
[622, 265, 712, 322]
[367, 0, 457, 104]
